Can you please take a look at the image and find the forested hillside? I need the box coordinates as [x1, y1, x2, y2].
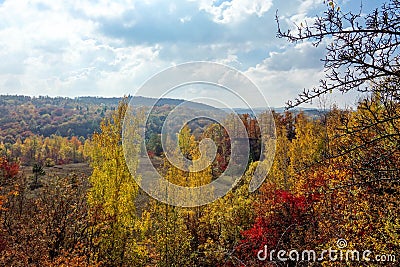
[0, 95, 115, 142]
[0, 95, 398, 266]
[0, 95, 217, 143]
[0, 0, 399, 266]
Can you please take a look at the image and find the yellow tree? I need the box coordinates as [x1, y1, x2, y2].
[196, 162, 257, 266]
[147, 162, 193, 267]
[288, 112, 325, 195]
[146, 133, 193, 266]
[148, 124, 217, 266]
[84, 99, 147, 266]
[312, 95, 400, 262]
[178, 124, 197, 161]
[266, 112, 292, 189]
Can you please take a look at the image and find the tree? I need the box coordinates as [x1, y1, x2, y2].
[203, 123, 230, 178]
[197, 163, 256, 267]
[32, 163, 45, 189]
[277, 0, 400, 108]
[146, 133, 163, 156]
[148, 191, 193, 267]
[178, 125, 196, 161]
[277, 0, 400, 190]
[0, 157, 19, 184]
[0, 165, 93, 266]
[84, 99, 147, 266]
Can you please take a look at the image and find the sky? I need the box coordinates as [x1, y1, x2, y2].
[0, 0, 386, 108]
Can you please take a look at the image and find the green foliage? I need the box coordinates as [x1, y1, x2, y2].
[146, 133, 163, 156]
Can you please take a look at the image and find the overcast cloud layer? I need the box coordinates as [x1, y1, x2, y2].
[0, 0, 385, 107]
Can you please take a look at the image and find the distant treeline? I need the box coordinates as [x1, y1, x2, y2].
[0, 95, 119, 142]
[0, 95, 222, 143]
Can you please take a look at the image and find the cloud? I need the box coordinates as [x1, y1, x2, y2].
[263, 41, 326, 71]
[0, 0, 166, 97]
[70, 0, 136, 19]
[0, 0, 362, 107]
[244, 40, 361, 108]
[297, 0, 324, 14]
[195, 0, 273, 24]
[95, 0, 281, 71]
[245, 64, 325, 107]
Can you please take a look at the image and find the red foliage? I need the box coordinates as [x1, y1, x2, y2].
[216, 153, 227, 171]
[147, 150, 155, 159]
[0, 157, 19, 180]
[57, 158, 66, 165]
[232, 188, 312, 266]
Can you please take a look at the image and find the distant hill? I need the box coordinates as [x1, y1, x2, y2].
[0, 95, 325, 143]
[0, 95, 217, 143]
[74, 96, 218, 110]
[226, 107, 325, 119]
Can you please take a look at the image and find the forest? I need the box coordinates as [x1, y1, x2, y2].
[0, 0, 399, 266]
[0, 95, 207, 143]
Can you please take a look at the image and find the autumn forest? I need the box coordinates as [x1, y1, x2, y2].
[1, 1, 400, 266]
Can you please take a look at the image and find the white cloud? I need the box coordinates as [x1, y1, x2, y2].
[245, 42, 362, 108]
[180, 16, 192, 23]
[195, 0, 273, 24]
[263, 41, 326, 71]
[245, 63, 325, 107]
[0, 0, 358, 107]
[216, 54, 239, 65]
[298, 0, 324, 14]
[0, 0, 165, 97]
[71, 0, 136, 19]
